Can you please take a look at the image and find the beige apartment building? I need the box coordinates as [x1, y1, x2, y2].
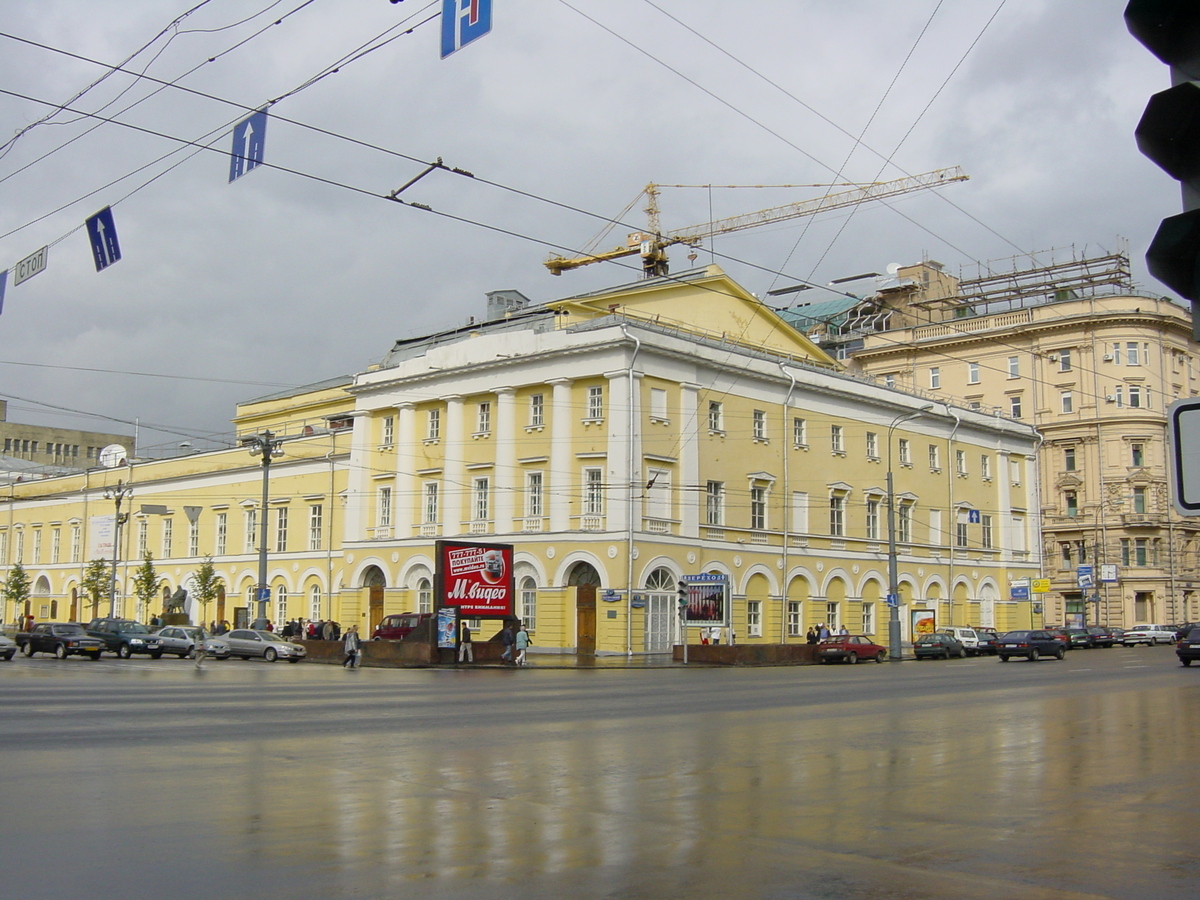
[783, 250, 1200, 629]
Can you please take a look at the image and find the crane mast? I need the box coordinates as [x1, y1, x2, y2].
[544, 166, 969, 277]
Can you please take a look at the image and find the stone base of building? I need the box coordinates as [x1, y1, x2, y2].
[673, 644, 820, 665]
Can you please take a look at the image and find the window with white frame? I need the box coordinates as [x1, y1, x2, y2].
[382, 415, 395, 446]
[1011, 515, 1027, 552]
[747, 600, 762, 637]
[929, 509, 942, 545]
[275, 586, 288, 626]
[245, 509, 257, 553]
[310, 585, 323, 619]
[14, 530, 22, 564]
[1128, 384, 1143, 408]
[162, 519, 173, 558]
[520, 576, 537, 631]
[417, 577, 433, 614]
[583, 468, 604, 515]
[928, 444, 940, 471]
[529, 393, 545, 427]
[645, 468, 671, 520]
[423, 483, 439, 524]
[1058, 349, 1072, 372]
[884, 374, 895, 388]
[1010, 395, 1023, 418]
[825, 602, 839, 631]
[137, 519, 148, 557]
[586, 385, 604, 420]
[1132, 442, 1145, 466]
[787, 601, 802, 637]
[216, 512, 227, 556]
[753, 409, 767, 441]
[829, 492, 846, 536]
[308, 504, 323, 551]
[71, 525, 81, 563]
[1060, 391, 1073, 414]
[377, 488, 392, 528]
[51, 528, 60, 565]
[650, 388, 667, 421]
[473, 477, 490, 522]
[956, 449, 967, 476]
[1011, 458, 1023, 485]
[956, 517, 969, 548]
[862, 602, 875, 634]
[275, 507, 288, 552]
[750, 485, 767, 530]
[981, 514, 993, 549]
[967, 361, 980, 384]
[865, 496, 880, 541]
[980, 454, 991, 479]
[791, 491, 809, 533]
[897, 503, 912, 543]
[32, 529, 41, 564]
[705, 481, 724, 526]
[929, 367, 941, 389]
[189, 519, 200, 558]
[708, 401, 723, 433]
[1126, 341, 1140, 366]
[525, 471, 544, 518]
[427, 408, 441, 440]
[477, 401, 492, 435]
[865, 431, 878, 460]
[1007, 355, 1020, 378]
[793, 416, 807, 447]
[830, 424, 844, 453]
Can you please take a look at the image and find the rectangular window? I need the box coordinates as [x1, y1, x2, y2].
[956, 520, 969, 548]
[1136, 537, 1148, 566]
[162, 519, 173, 558]
[1011, 515, 1027, 553]
[1011, 458, 1023, 484]
[645, 468, 671, 520]
[1008, 356, 1020, 378]
[378, 487, 392, 528]
[1010, 395, 1023, 418]
[929, 367, 941, 389]
[529, 393, 545, 427]
[981, 514, 993, 549]
[137, 519, 148, 557]
[750, 486, 767, 530]
[587, 385, 604, 420]
[423, 483, 439, 524]
[955, 449, 967, 476]
[967, 361, 980, 384]
[1129, 385, 1143, 408]
[584, 468, 604, 515]
[245, 509, 258, 553]
[1133, 486, 1147, 515]
[861, 603, 875, 635]
[705, 481, 724, 526]
[884, 374, 895, 388]
[830, 424, 844, 453]
[525, 471, 544, 518]
[1064, 447, 1076, 471]
[866, 431, 878, 460]
[787, 601, 802, 637]
[51, 528, 61, 565]
[981, 454, 991, 479]
[477, 401, 492, 434]
[1114, 385, 1125, 407]
[753, 409, 767, 440]
[1059, 349, 1072, 372]
[829, 494, 845, 536]
[473, 477, 490, 522]
[865, 497, 880, 541]
[791, 491, 809, 533]
[929, 509, 942, 545]
[1066, 492, 1078, 517]
[32, 529, 41, 564]
[216, 513, 227, 556]
[382, 415, 395, 446]
[708, 401, 723, 433]
[1061, 391, 1073, 414]
[928, 444, 940, 471]
[308, 504, 323, 551]
[793, 416, 807, 447]
[825, 602, 840, 631]
[520, 582, 537, 632]
[71, 525, 81, 563]
[747, 600, 762, 638]
[427, 408, 441, 441]
[276, 507, 289, 552]
[650, 387, 667, 421]
[189, 519, 200, 558]
[1131, 442, 1145, 467]
[898, 438, 911, 466]
[1127, 341, 1139, 366]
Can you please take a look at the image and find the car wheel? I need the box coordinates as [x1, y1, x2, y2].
[22, 642, 34, 657]
[1151, 637, 1158, 646]
[999, 655, 1009, 662]
[149, 652, 163, 660]
[875, 651, 886, 663]
[54, 643, 68, 659]
[287, 657, 301, 663]
[1182, 658, 1193, 666]
[264, 647, 278, 663]
[1029, 648, 1040, 662]
[88, 652, 102, 661]
[1055, 647, 1066, 660]
[117, 644, 132, 659]
[3, 651, 15, 660]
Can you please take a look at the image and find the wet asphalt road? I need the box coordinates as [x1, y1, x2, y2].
[1, 645, 1197, 900]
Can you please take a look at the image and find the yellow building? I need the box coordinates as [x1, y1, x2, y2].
[2, 266, 1041, 650]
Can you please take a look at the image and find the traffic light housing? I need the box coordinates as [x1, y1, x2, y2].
[1127, 1, 1200, 333]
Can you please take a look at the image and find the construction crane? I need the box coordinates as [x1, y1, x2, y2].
[543, 166, 969, 277]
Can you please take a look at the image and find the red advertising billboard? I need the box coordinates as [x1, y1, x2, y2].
[435, 540, 514, 617]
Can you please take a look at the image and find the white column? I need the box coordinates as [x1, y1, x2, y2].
[680, 382, 700, 537]
[395, 403, 416, 537]
[606, 369, 641, 533]
[549, 379, 573, 532]
[344, 415, 368, 542]
[442, 396, 465, 536]
[493, 387, 517, 534]
[996, 450, 1012, 561]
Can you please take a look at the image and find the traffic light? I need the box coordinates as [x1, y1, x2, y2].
[677, 580, 688, 612]
[1127, 1, 1200, 334]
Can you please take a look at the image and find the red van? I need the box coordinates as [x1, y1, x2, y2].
[372, 613, 433, 641]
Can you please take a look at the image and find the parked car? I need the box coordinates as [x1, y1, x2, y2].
[816, 635, 887, 664]
[941, 627, 981, 655]
[972, 628, 1000, 655]
[225, 629, 306, 662]
[1121, 625, 1177, 646]
[1173, 622, 1198, 641]
[1063, 628, 1093, 649]
[372, 612, 433, 641]
[997, 630, 1066, 662]
[913, 632, 967, 660]
[0, 632, 17, 661]
[1044, 628, 1073, 651]
[1084, 626, 1116, 648]
[17, 622, 104, 659]
[1176, 627, 1200, 666]
[152, 625, 230, 659]
[86, 618, 165, 658]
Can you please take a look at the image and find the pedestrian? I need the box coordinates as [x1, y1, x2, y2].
[322, 620, 334, 641]
[193, 629, 208, 669]
[500, 622, 515, 663]
[838, 624, 849, 637]
[818, 623, 830, 640]
[515, 624, 530, 666]
[458, 622, 474, 663]
[806, 627, 817, 645]
[342, 625, 361, 668]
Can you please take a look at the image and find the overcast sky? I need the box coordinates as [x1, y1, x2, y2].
[0, 0, 1177, 456]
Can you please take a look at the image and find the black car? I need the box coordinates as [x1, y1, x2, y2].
[1176, 627, 1200, 667]
[913, 632, 967, 660]
[997, 630, 1066, 662]
[85, 618, 165, 658]
[1085, 626, 1116, 648]
[973, 628, 1000, 656]
[17, 622, 105, 660]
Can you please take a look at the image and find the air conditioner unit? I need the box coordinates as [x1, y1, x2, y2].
[1102, 354, 1113, 362]
[1105, 395, 1116, 402]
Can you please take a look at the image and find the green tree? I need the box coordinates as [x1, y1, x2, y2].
[81, 558, 111, 620]
[190, 557, 222, 628]
[3, 562, 30, 626]
[132, 553, 163, 622]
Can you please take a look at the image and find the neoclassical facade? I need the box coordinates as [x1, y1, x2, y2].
[2, 267, 1041, 650]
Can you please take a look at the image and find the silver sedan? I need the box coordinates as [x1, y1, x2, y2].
[225, 629, 306, 663]
[152, 626, 231, 659]
[0, 633, 16, 661]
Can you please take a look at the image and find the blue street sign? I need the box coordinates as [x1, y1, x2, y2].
[85, 207, 122, 272]
[968, 509, 981, 524]
[1076, 564, 1094, 590]
[229, 109, 268, 182]
[441, 0, 492, 58]
[257, 587, 271, 602]
[886, 592, 900, 608]
[0, 269, 6, 315]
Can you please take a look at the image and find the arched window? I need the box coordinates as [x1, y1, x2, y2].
[646, 568, 675, 591]
[567, 561, 601, 587]
[417, 578, 433, 614]
[309, 584, 322, 620]
[520, 576, 537, 631]
[275, 585, 288, 626]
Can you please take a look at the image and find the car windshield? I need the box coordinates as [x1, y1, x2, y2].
[53, 624, 85, 635]
[258, 632, 286, 642]
[118, 623, 150, 634]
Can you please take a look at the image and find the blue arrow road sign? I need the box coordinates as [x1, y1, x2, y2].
[441, 0, 492, 58]
[229, 109, 268, 182]
[85, 207, 122, 272]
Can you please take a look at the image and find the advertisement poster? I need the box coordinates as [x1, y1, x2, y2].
[436, 540, 514, 617]
[682, 574, 729, 626]
[437, 607, 457, 649]
[910, 608, 937, 638]
[88, 514, 116, 560]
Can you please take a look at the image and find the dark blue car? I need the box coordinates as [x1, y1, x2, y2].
[997, 630, 1066, 662]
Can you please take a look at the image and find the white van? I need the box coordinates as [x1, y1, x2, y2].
[942, 627, 981, 655]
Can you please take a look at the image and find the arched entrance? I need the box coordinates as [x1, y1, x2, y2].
[644, 567, 676, 653]
[568, 562, 600, 654]
[362, 566, 386, 636]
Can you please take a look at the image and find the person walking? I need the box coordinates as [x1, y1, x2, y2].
[515, 624, 530, 666]
[500, 623, 515, 663]
[806, 626, 817, 645]
[458, 622, 474, 663]
[193, 629, 208, 669]
[342, 625, 361, 669]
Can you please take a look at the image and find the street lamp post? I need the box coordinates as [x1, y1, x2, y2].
[242, 431, 283, 626]
[886, 406, 932, 661]
[104, 480, 132, 617]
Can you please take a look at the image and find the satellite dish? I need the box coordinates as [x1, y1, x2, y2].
[886, 263, 901, 276]
[99, 444, 128, 468]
